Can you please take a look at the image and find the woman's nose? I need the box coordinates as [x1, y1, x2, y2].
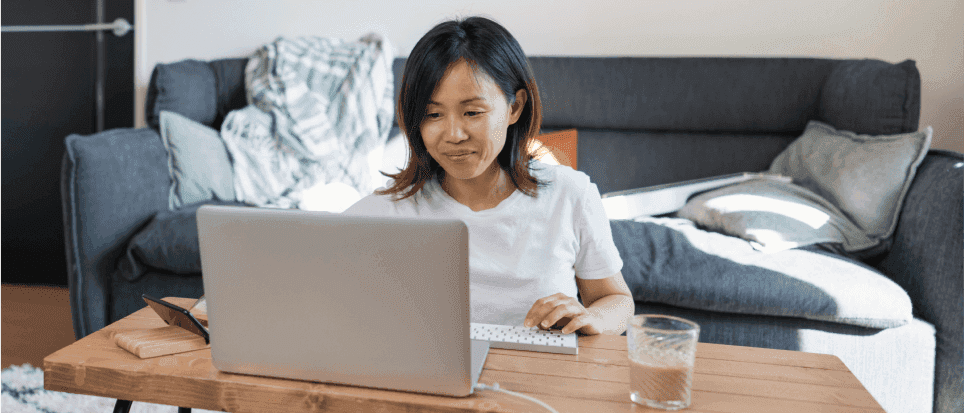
[445, 118, 469, 142]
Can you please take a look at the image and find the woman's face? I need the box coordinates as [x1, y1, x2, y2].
[420, 59, 525, 184]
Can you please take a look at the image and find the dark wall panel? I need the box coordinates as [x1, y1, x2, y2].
[2, 0, 133, 285]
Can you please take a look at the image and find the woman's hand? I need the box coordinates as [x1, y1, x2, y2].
[524, 273, 635, 336]
[523, 293, 603, 335]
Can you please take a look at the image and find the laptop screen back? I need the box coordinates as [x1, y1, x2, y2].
[197, 205, 475, 396]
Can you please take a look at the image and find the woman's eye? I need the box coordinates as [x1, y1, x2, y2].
[425, 113, 440, 119]
[465, 111, 480, 116]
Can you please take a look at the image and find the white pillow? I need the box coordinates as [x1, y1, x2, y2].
[677, 178, 875, 253]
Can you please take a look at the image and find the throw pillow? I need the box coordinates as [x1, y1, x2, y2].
[610, 217, 913, 329]
[769, 120, 931, 244]
[677, 178, 875, 253]
[118, 200, 251, 281]
[528, 129, 577, 169]
[159, 111, 236, 210]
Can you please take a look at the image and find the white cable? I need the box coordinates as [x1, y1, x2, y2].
[474, 382, 560, 413]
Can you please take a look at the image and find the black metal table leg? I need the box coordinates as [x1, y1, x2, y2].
[113, 399, 191, 413]
[112, 400, 132, 413]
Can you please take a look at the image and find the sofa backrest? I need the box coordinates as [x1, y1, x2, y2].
[146, 56, 920, 194]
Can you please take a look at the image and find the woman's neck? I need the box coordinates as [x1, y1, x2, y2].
[440, 166, 516, 211]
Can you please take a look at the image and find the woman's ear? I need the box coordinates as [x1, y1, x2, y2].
[508, 89, 528, 125]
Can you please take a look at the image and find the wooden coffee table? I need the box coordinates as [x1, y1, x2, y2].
[44, 297, 884, 412]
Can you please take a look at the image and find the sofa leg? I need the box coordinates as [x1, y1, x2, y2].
[178, 408, 192, 413]
[112, 400, 132, 413]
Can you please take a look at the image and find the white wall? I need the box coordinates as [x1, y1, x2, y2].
[135, 0, 963, 152]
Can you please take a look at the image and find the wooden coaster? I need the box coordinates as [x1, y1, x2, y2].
[114, 325, 209, 359]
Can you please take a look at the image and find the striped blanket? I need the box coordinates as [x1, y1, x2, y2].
[220, 34, 394, 208]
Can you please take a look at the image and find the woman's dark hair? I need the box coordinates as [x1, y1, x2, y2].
[376, 16, 545, 201]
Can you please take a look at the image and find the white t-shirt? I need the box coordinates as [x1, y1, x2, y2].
[343, 161, 623, 326]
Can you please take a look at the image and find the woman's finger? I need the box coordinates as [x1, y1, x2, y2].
[561, 314, 591, 334]
[523, 302, 552, 328]
[541, 303, 583, 329]
[524, 294, 570, 328]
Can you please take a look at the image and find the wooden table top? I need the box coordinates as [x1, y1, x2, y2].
[44, 297, 884, 412]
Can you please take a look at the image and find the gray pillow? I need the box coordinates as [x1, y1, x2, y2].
[159, 111, 236, 210]
[610, 217, 913, 329]
[769, 120, 931, 244]
[677, 178, 875, 253]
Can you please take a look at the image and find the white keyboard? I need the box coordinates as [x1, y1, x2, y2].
[470, 323, 578, 355]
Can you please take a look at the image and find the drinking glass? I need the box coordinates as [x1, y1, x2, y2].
[627, 314, 700, 410]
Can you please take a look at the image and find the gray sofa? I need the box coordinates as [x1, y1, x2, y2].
[62, 56, 962, 413]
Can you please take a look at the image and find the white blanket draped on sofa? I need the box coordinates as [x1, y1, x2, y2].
[220, 34, 395, 208]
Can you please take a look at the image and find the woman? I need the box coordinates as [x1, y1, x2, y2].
[345, 16, 633, 335]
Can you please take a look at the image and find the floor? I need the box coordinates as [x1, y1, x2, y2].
[2, 284, 77, 370]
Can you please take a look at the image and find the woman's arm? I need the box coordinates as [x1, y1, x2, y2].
[576, 272, 635, 335]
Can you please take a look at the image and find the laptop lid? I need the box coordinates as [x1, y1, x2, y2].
[197, 205, 487, 397]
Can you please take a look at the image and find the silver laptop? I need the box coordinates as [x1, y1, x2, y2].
[196, 205, 490, 397]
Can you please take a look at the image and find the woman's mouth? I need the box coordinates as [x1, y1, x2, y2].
[446, 152, 475, 162]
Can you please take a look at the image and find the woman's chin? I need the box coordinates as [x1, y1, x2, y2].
[438, 154, 500, 182]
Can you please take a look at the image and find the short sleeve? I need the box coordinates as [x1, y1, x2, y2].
[573, 180, 624, 279]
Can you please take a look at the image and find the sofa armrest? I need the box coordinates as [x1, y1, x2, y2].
[62, 127, 170, 339]
[875, 149, 963, 413]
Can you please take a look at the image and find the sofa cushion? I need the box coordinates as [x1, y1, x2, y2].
[159, 111, 236, 210]
[118, 200, 250, 280]
[677, 178, 875, 253]
[208, 58, 249, 130]
[529, 57, 834, 133]
[145, 59, 219, 129]
[610, 217, 913, 329]
[769, 120, 931, 246]
[819, 59, 921, 135]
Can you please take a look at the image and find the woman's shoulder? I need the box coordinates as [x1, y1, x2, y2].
[530, 160, 592, 193]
